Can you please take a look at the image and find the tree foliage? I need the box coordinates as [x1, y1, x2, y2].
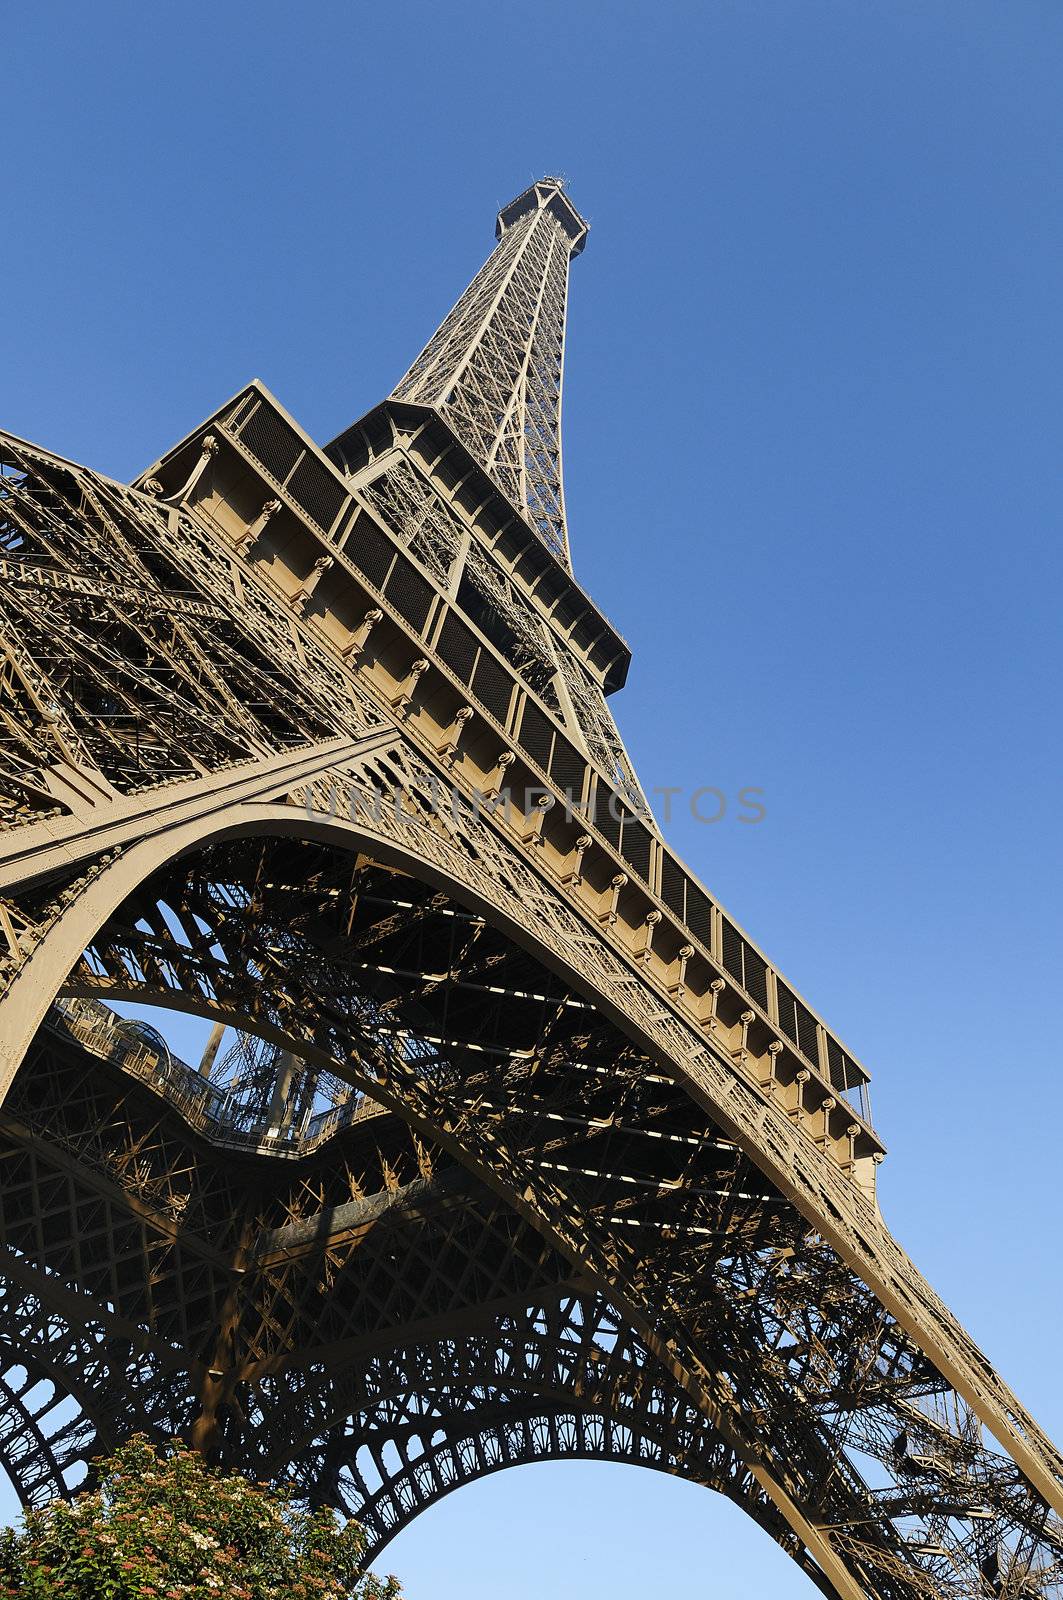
[0, 1437, 402, 1600]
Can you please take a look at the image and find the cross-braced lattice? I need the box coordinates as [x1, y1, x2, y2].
[0, 180, 1058, 1600]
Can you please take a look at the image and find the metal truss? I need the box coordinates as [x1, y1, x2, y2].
[391, 178, 584, 568]
[61, 831, 1063, 1597]
[0, 179, 1059, 1600]
[356, 449, 652, 813]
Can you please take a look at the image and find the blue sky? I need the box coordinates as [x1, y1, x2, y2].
[3, 3, 1062, 1595]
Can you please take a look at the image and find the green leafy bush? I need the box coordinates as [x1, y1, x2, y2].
[0, 1437, 401, 1600]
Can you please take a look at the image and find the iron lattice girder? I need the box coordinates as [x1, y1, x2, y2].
[387, 177, 584, 568]
[0, 177, 1059, 1600]
[0, 1017, 828, 1587]
[0, 427, 873, 1153]
[52, 835, 1063, 1599]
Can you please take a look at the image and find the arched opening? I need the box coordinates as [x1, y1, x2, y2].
[383, 1461, 822, 1600]
[0, 1341, 96, 1516]
[1, 820, 1036, 1600]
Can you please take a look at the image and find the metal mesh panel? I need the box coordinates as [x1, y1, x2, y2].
[766, 983, 823, 1060]
[471, 651, 513, 723]
[743, 945, 769, 1013]
[346, 516, 395, 590]
[621, 817, 652, 883]
[518, 700, 554, 772]
[592, 786, 622, 851]
[685, 884, 713, 952]
[384, 559, 434, 633]
[436, 612, 479, 684]
[286, 455, 346, 534]
[722, 919, 771, 1011]
[549, 735, 585, 804]
[239, 404, 302, 485]
[659, 855, 687, 921]
[721, 919, 743, 985]
[827, 1036, 858, 1091]
[796, 999, 819, 1066]
[776, 980, 801, 1051]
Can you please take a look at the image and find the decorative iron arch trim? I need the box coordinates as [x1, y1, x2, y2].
[346, 1429, 833, 1598]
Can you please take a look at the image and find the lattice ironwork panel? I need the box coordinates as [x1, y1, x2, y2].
[0, 178, 1056, 1600]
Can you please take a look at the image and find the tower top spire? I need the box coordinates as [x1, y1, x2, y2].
[494, 176, 588, 256]
[389, 176, 588, 569]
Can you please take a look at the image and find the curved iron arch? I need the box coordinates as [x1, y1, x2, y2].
[0, 1286, 110, 1512]
[49, 825, 1056, 1600]
[3, 793, 1059, 1598]
[270, 1296, 832, 1592]
[335, 1416, 828, 1593]
[0, 1364, 79, 1510]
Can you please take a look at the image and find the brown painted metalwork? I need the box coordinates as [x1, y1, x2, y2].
[0, 178, 1059, 1597]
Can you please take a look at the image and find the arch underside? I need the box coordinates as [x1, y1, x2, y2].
[0, 823, 1058, 1600]
[1, 1016, 821, 1585]
[0, 1202, 814, 1581]
[0, 1336, 91, 1510]
[281, 1297, 823, 1579]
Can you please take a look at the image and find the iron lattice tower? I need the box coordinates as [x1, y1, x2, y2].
[0, 177, 1059, 1599]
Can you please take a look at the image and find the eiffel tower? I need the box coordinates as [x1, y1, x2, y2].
[0, 176, 1059, 1598]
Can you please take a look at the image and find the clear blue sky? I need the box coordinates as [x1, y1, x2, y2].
[3, 3, 1062, 1596]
